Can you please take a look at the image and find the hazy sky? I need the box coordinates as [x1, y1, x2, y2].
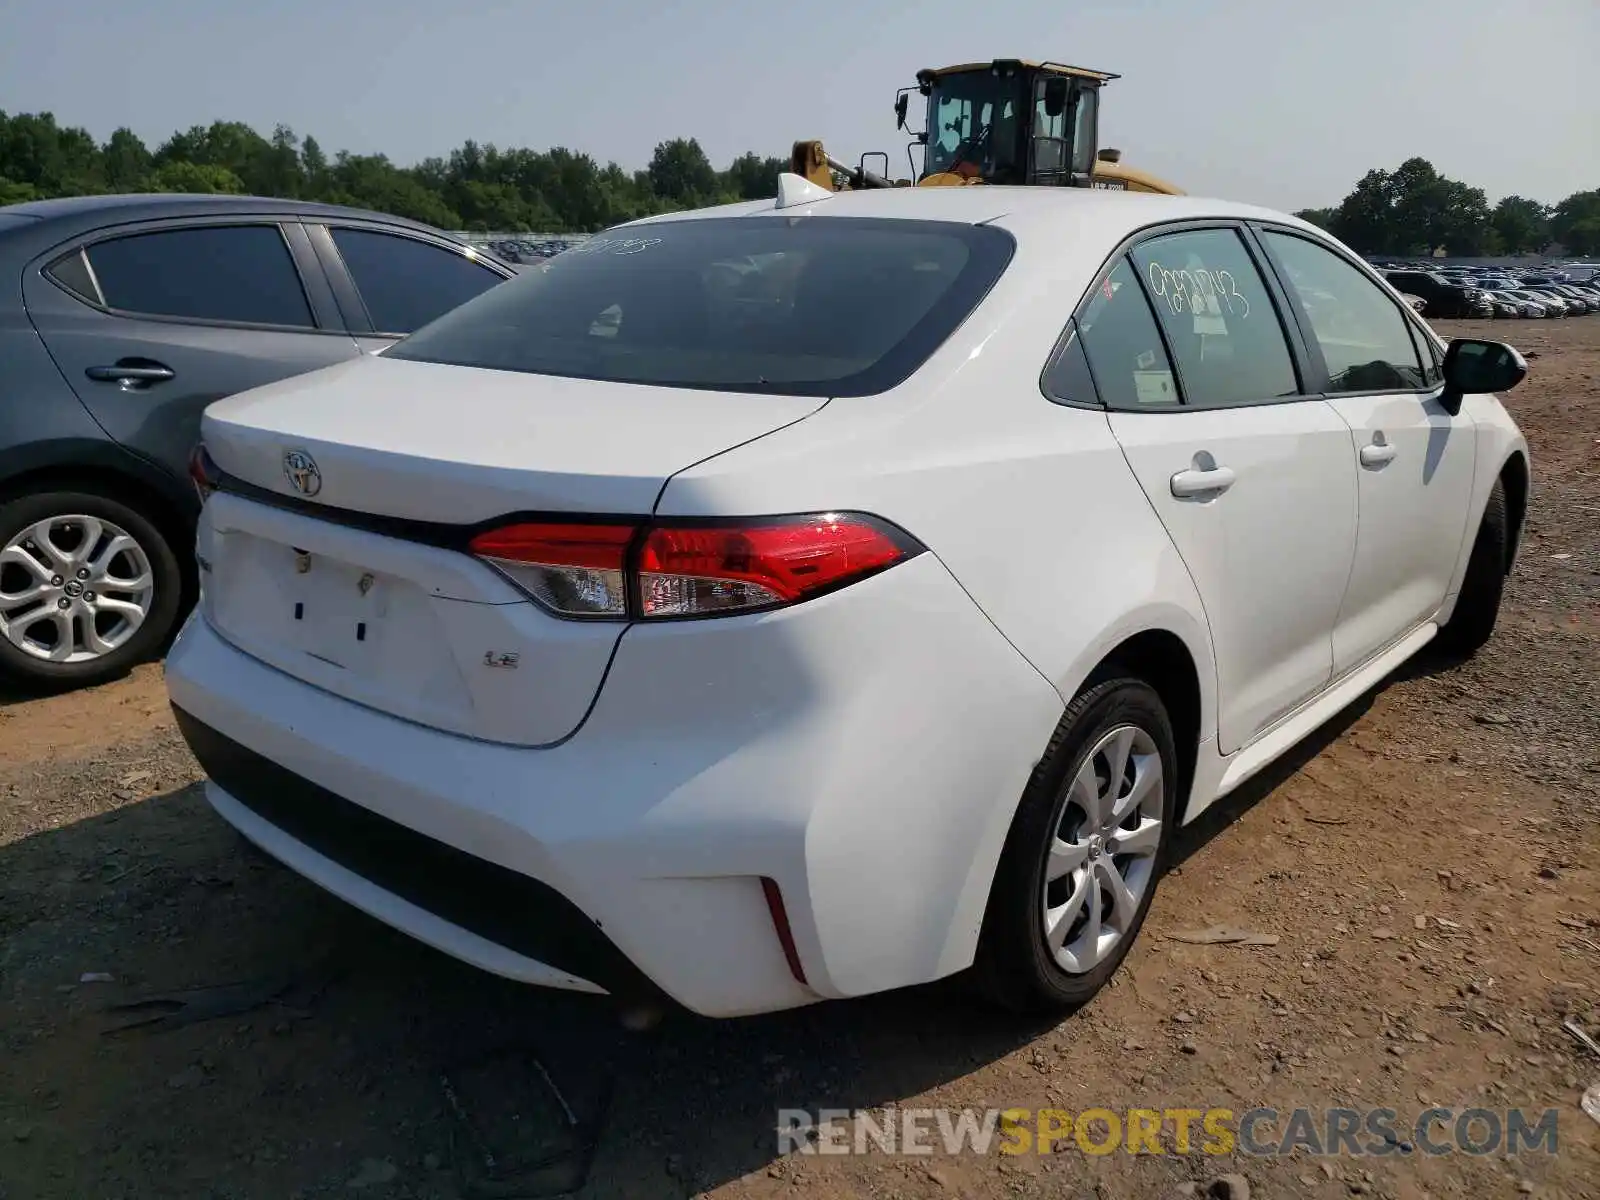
[2, 0, 1595, 214]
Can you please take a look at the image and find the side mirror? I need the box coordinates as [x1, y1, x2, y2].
[1043, 77, 1069, 118]
[1440, 338, 1527, 415]
[894, 93, 910, 131]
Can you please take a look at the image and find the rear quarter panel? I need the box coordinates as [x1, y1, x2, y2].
[0, 232, 129, 491]
[658, 227, 1220, 822]
[660, 219, 1218, 722]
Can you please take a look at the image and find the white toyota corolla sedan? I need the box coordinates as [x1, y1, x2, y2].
[167, 178, 1531, 1020]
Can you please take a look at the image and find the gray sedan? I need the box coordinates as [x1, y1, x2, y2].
[0, 194, 513, 688]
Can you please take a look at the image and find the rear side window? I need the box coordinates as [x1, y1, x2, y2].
[1129, 228, 1299, 407]
[1040, 320, 1098, 406]
[85, 225, 314, 327]
[1263, 230, 1426, 393]
[45, 249, 101, 305]
[383, 217, 1016, 397]
[330, 228, 506, 334]
[1074, 259, 1180, 408]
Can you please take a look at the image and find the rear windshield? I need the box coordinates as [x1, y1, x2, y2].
[383, 216, 1015, 397]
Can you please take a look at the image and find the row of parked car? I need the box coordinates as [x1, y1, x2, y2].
[1375, 260, 1600, 320]
[455, 234, 588, 266]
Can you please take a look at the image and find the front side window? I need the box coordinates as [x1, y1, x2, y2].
[84, 225, 314, 327]
[385, 217, 1016, 398]
[1263, 230, 1426, 393]
[1130, 227, 1299, 407]
[1408, 321, 1443, 387]
[1074, 258, 1179, 409]
[330, 228, 505, 334]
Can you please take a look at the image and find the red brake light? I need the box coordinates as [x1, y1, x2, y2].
[468, 522, 636, 617]
[637, 514, 917, 618]
[188, 443, 219, 503]
[468, 513, 920, 621]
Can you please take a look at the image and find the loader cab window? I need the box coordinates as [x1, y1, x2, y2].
[1031, 76, 1078, 179]
[1070, 86, 1098, 176]
[926, 72, 1023, 180]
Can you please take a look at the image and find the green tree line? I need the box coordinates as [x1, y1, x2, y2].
[3, 111, 1597, 253]
[1293, 156, 1600, 257]
[0, 110, 786, 232]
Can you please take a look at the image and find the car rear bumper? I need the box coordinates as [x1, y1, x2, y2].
[165, 551, 1063, 1017]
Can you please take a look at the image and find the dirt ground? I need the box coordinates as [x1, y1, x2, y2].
[2, 319, 1597, 1200]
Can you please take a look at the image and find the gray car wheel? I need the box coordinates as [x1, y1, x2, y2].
[0, 490, 182, 689]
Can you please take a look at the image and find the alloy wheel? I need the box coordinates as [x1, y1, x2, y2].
[1041, 724, 1165, 974]
[0, 514, 155, 663]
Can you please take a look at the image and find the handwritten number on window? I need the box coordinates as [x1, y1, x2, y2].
[1145, 261, 1250, 319]
[564, 236, 664, 257]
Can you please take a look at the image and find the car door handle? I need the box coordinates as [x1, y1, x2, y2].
[1359, 441, 1397, 469]
[1169, 465, 1236, 498]
[86, 360, 175, 388]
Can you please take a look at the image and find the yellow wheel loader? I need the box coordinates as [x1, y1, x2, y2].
[791, 59, 1181, 195]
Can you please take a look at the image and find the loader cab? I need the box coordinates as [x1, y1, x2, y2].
[902, 60, 1111, 186]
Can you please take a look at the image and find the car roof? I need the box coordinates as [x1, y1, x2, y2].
[0, 192, 451, 240]
[620, 184, 1310, 236]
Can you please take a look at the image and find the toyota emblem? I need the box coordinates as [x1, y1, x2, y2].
[283, 449, 321, 497]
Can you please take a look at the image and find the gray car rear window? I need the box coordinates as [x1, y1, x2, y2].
[383, 216, 1016, 397]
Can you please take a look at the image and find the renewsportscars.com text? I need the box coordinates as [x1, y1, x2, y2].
[776, 1106, 1561, 1158]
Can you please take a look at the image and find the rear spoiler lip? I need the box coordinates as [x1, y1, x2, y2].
[202, 462, 648, 555]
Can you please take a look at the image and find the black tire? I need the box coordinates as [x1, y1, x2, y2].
[0, 489, 183, 690]
[1436, 478, 1508, 659]
[974, 676, 1178, 1014]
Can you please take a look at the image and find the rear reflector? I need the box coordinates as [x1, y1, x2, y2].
[469, 513, 921, 621]
[760, 877, 808, 985]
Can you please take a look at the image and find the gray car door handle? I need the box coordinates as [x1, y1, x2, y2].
[1170, 465, 1237, 498]
[1359, 441, 1397, 468]
[86, 361, 175, 388]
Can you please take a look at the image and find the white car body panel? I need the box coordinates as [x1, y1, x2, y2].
[1435, 392, 1531, 623]
[654, 250, 1223, 748]
[202, 354, 825, 522]
[1323, 392, 1478, 675]
[196, 360, 825, 744]
[164, 183, 1532, 1016]
[1192, 617, 1440, 807]
[167, 547, 1063, 1017]
[195, 490, 624, 745]
[1107, 403, 1357, 754]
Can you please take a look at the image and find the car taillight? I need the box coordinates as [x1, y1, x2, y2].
[638, 514, 916, 617]
[468, 513, 921, 621]
[468, 522, 634, 617]
[188, 443, 220, 503]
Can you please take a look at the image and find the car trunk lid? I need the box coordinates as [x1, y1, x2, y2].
[195, 355, 824, 745]
[201, 355, 823, 521]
